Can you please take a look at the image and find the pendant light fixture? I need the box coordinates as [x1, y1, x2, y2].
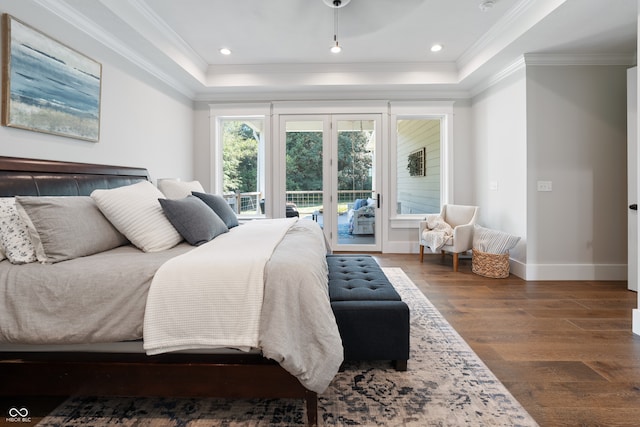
[324, 0, 351, 53]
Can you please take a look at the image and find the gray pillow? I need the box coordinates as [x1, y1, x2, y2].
[191, 192, 239, 228]
[15, 196, 129, 263]
[159, 195, 228, 246]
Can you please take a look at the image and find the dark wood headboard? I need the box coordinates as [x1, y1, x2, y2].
[0, 156, 150, 197]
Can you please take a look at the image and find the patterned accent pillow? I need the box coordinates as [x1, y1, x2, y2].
[0, 198, 37, 264]
[473, 225, 520, 254]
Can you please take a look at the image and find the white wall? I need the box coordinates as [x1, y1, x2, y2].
[526, 65, 628, 280]
[194, 102, 213, 190]
[471, 68, 528, 272]
[470, 63, 627, 280]
[0, 1, 195, 182]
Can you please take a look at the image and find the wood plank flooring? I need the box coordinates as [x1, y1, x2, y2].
[373, 253, 640, 427]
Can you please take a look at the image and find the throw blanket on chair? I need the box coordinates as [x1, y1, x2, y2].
[421, 214, 453, 252]
[143, 218, 296, 355]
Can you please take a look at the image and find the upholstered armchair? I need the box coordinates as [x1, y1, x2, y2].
[419, 204, 479, 272]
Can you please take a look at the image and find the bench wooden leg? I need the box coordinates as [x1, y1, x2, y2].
[419, 244, 424, 262]
[394, 359, 408, 371]
[452, 252, 459, 272]
[305, 390, 318, 426]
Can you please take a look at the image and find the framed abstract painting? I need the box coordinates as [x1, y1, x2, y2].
[1, 14, 102, 142]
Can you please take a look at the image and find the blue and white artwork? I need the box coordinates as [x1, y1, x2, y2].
[2, 15, 101, 142]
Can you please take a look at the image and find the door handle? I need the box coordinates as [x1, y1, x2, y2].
[377, 193, 382, 209]
[630, 204, 638, 211]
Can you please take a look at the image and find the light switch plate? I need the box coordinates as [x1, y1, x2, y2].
[537, 180, 552, 191]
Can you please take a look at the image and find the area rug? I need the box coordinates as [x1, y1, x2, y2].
[38, 268, 538, 426]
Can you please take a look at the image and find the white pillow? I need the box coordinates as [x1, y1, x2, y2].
[157, 179, 205, 199]
[0, 198, 37, 264]
[91, 181, 183, 252]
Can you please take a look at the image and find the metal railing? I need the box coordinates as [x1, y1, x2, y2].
[224, 190, 375, 215]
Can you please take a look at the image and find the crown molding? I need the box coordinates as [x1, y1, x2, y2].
[470, 56, 526, 97]
[103, 0, 208, 82]
[34, 0, 196, 98]
[458, 0, 538, 67]
[523, 52, 636, 66]
[457, 0, 567, 81]
[469, 51, 636, 98]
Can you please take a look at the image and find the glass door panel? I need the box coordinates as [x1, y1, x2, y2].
[282, 115, 381, 251]
[284, 118, 327, 228]
[334, 116, 381, 251]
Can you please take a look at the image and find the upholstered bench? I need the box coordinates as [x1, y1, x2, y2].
[326, 255, 410, 371]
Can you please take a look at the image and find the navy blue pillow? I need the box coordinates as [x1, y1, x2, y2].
[159, 195, 228, 246]
[191, 192, 239, 228]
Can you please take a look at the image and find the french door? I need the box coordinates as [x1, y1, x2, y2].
[280, 114, 382, 251]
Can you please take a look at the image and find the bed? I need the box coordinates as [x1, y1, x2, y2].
[0, 156, 343, 426]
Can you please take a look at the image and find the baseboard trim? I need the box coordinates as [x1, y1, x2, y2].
[522, 263, 627, 281]
[633, 309, 640, 336]
[383, 242, 626, 281]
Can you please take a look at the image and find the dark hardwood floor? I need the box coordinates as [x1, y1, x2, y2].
[374, 253, 640, 427]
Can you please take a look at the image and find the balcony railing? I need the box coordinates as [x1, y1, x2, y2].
[223, 190, 375, 215]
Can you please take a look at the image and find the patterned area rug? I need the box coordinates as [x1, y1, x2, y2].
[39, 268, 538, 426]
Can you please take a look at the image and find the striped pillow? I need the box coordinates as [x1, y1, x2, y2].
[473, 225, 520, 254]
[91, 181, 183, 252]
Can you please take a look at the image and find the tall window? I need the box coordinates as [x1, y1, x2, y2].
[396, 118, 441, 214]
[389, 101, 453, 221]
[213, 114, 268, 218]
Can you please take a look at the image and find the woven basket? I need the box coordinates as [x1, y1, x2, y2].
[472, 249, 510, 278]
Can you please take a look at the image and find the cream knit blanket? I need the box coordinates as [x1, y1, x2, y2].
[143, 218, 296, 355]
[421, 214, 453, 252]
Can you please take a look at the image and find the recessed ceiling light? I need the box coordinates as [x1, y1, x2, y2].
[430, 44, 443, 53]
[219, 48, 231, 55]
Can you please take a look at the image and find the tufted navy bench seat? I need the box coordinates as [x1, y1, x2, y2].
[327, 255, 409, 371]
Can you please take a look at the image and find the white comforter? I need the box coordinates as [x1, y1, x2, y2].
[143, 218, 295, 354]
[143, 218, 343, 393]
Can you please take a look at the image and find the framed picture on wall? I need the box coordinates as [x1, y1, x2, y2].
[1, 14, 102, 142]
[407, 147, 426, 177]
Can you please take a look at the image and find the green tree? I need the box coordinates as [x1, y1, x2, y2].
[286, 131, 323, 191]
[337, 131, 372, 191]
[222, 121, 258, 193]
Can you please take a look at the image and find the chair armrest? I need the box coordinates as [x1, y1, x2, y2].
[451, 223, 475, 252]
[418, 221, 429, 237]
